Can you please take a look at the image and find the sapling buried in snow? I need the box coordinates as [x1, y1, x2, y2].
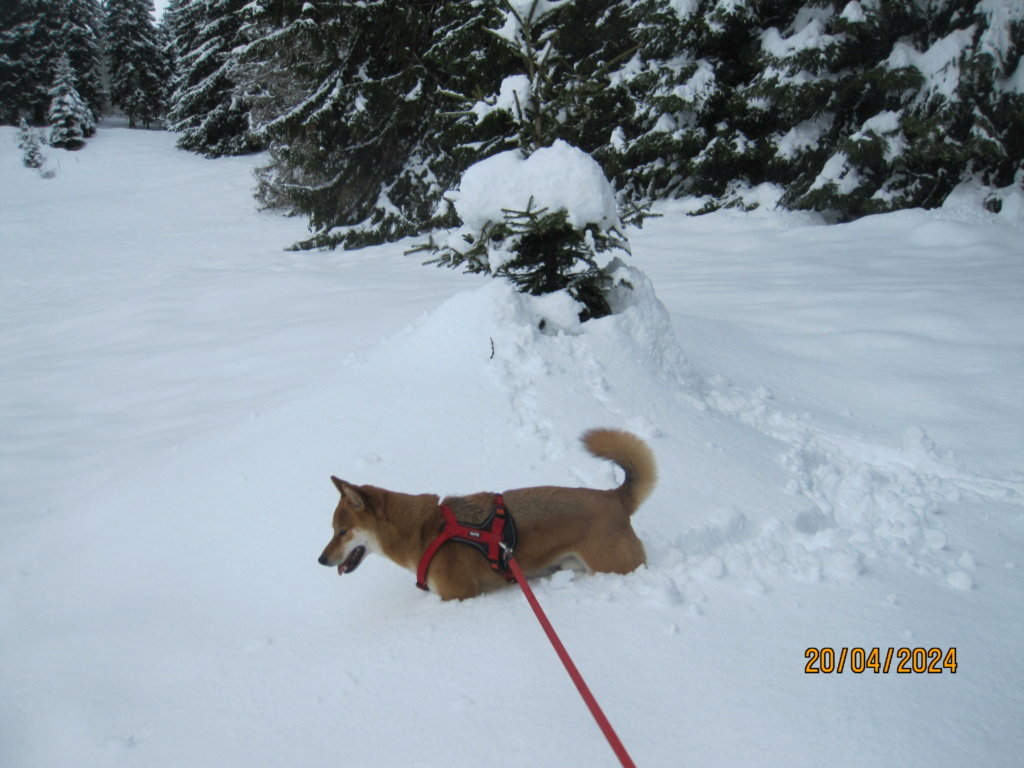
[415, 140, 633, 321]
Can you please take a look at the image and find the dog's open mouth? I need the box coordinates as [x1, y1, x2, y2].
[338, 545, 366, 575]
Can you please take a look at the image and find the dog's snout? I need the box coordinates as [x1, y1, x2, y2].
[318, 553, 330, 566]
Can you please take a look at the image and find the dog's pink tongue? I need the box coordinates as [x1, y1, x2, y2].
[337, 564, 346, 575]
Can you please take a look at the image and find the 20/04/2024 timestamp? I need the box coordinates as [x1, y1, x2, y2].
[805, 647, 958, 674]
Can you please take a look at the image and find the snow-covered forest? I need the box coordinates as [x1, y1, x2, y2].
[3, 0, 1022, 249]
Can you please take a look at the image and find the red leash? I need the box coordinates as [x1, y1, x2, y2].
[507, 557, 637, 768]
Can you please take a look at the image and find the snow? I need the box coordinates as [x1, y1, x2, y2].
[505, 0, 570, 22]
[3, 125, 1024, 768]
[977, 0, 1024, 71]
[670, 59, 717, 111]
[492, 0, 571, 44]
[669, 0, 700, 21]
[887, 27, 977, 101]
[839, 1, 866, 23]
[470, 74, 532, 123]
[776, 115, 830, 159]
[762, 19, 836, 58]
[854, 110, 907, 163]
[860, 109, 900, 135]
[453, 139, 621, 231]
[996, 54, 1024, 93]
[808, 151, 861, 195]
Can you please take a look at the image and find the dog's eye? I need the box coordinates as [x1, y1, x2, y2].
[337, 529, 347, 537]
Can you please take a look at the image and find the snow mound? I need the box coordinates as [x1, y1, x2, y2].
[336, 263, 1013, 600]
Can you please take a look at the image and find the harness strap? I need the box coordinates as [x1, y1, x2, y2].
[416, 494, 516, 591]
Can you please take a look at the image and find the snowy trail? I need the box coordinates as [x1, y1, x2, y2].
[3, 126, 1024, 767]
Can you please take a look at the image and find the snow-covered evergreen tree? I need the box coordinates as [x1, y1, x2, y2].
[62, 0, 107, 122]
[606, 0, 773, 208]
[162, 0, 202, 124]
[605, 0, 1022, 219]
[483, 0, 571, 152]
[236, 0, 639, 251]
[1, 0, 106, 126]
[890, 0, 1023, 212]
[237, 0, 448, 249]
[47, 52, 94, 149]
[765, 0, 1023, 218]
[167, 0, 259, 156]
[83, 0, 1017, 243]
[18, 117, 46, 168]
[105, 0, 170, 128]
[427, 1, 519, 163]
[436, 1, 636, 166]
[0, 0, 63, 124]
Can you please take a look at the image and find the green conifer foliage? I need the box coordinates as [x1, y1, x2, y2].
[238, 0, 446, 249]
[773, 0, 1023, 219]
[167, 0, 260, 157]
[608, 0, 767, 206]
[194, 0, 1021, 248]
[106, 0, 171, 128]
[0, 0, 63, 124]
[62, 0, 107, 123]
[424, 196, 628, 321]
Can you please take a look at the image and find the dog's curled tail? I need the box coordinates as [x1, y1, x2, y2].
[582, 428, 657, 514]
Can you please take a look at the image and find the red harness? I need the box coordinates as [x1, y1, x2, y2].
[414, 494, 635, 765]
[416, 494, 517, 591]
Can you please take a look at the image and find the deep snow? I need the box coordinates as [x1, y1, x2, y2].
[2, 125, 1023, 767]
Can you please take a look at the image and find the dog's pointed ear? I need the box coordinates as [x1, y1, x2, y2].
[331, 476, 364, 508]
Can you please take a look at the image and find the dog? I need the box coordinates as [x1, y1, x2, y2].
[318, 428, 656, 600]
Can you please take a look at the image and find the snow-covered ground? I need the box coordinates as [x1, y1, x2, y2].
[2, 125, 1022, 767]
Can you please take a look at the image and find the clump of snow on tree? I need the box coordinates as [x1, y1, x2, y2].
[453, 140, 620, 232]
[470, 74, 532, 124]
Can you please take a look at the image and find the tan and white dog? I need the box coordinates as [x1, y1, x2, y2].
[318, 429, 656, 600]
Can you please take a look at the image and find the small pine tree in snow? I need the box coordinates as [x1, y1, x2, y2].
[18, 118, 46, 169]
[421, 2, 636, 320]
[47, 53, 94, 150]
[421, 142, 632, 321]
